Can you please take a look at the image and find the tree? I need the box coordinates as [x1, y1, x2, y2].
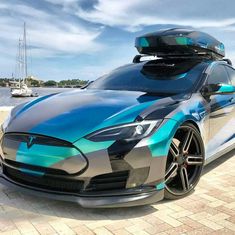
[43, 80, 57, 87]
[27, 78, 41, 87]
[57, 79, 89, 87]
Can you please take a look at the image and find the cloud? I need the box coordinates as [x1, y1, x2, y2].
[73, 0, 235, 31]
[1, 0, 235, 80]
[0, 0, 106, 79]
[0, 1, 104, 58]
[48, 0, 235, 62]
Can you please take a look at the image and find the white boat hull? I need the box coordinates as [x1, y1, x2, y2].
[11, 85, 33, 97]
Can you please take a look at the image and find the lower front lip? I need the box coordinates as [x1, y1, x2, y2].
[0, 172, 164, 208]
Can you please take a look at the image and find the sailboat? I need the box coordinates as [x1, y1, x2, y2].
[11, 23, 33, 97]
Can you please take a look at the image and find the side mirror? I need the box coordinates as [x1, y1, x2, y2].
[202, 83, 235, 96]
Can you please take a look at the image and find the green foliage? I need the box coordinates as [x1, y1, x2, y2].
[0, 78, 10, 87]
[58, 79, 88, 87]
[27, 78, 41, 87]
[43, 80, 57, 87]
[0, 78, 89, 87]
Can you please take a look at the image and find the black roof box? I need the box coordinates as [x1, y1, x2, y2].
[135, 28, 225, 59]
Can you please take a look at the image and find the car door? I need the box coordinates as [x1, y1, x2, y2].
[206, 64, 234, 157]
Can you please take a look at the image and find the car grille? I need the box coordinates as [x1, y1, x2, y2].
[4, 159, 69, 176]
[3, 133, 73, 147]
[86, 171, 129, 192]
[3, 165, 84, 193]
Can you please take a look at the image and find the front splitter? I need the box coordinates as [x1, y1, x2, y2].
[0, 174, 164, 208]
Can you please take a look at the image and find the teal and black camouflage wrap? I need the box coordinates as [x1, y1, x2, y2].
[0, 60, 234, 208]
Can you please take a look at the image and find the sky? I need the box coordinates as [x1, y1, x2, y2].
[0, 0, 235, 81]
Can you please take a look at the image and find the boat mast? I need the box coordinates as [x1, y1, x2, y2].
[23, 22, 27, 83]
[18, 38, 23, 88]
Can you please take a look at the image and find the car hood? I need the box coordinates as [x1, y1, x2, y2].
[6, 89, 184, 143]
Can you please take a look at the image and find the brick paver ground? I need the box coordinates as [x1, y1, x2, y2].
[0, 111, 234, 234]
[0, 149, 234, 235]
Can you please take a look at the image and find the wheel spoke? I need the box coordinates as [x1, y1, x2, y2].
[165, 126, 204, 196]
[182, 130, 193, 153]
[186, 155, 203, 165]
[170, 140, 180, 159]
[165, 162, 178, 183]
[180, 166, 190, 191]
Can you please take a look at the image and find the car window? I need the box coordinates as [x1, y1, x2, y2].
[225, 66, 235, 86]
[207, 65, 231, 85]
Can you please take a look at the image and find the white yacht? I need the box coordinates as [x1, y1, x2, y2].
[11, 23, 33, 97]
[11, 84, 33, 97]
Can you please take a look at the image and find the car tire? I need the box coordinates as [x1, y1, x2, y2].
[164, 123, 205, 200]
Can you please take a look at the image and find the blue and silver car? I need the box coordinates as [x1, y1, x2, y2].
[0, 29, 234, 207]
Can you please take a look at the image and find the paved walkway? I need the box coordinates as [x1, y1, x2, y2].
[0, 149, 234, 235]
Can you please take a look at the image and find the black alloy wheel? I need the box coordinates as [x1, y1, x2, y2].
[164, 123, 205, 199]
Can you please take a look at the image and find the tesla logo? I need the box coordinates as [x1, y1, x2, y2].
[26, 136, 37, 149]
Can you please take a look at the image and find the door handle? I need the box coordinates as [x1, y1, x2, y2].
[229, 97, 234, 103]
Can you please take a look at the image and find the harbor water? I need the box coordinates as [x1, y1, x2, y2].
[0, 87, 75, 107]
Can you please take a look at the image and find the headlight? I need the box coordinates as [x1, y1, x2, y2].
[86, 120, 162, 142]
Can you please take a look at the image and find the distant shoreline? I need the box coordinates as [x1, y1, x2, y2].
[0, 78, 88, 88]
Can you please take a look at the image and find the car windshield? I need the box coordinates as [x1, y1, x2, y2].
[88, 59, 209, 94]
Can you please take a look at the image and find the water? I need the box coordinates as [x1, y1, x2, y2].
[0, 87, 75, 107]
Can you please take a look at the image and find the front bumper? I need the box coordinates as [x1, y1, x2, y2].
[0, 170, 164, 208]
[0, 130, 167, 208]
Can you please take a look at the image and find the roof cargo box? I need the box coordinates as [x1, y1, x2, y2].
[135, 28, 225, 59]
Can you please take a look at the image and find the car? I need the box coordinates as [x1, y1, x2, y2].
[0, 28, 234, 208]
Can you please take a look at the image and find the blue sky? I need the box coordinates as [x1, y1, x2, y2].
[0, 0, 235, 81]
